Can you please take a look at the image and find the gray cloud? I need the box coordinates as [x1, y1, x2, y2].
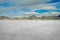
[0, 0, 51, 5]
[0, 0, 59, 15]
[0, 3, 57, 14]
[0, 0, 52, 11]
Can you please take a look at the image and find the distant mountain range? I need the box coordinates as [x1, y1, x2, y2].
[0, 15, 60, 20]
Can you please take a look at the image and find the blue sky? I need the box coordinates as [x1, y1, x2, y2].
[0, 0, 60, 17]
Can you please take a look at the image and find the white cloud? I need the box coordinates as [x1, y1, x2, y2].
[39, 12, 49, 15]
[51, 12, 60, 15]
[41, 6, 56, 10]
[24, 12, 39, 15]
[24, 4, 56, 11]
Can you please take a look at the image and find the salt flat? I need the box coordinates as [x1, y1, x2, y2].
[0, 20, 60, 40]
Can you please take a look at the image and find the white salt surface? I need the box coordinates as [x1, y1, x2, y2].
[0, 20, 60, 40]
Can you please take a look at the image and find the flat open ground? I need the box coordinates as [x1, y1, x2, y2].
[0, 20, 60, 40]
